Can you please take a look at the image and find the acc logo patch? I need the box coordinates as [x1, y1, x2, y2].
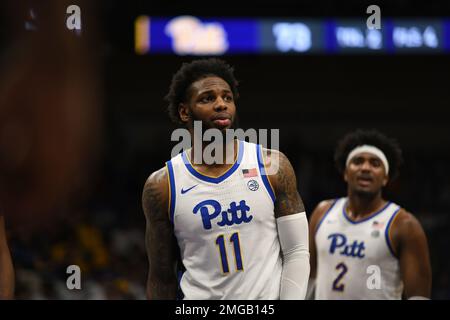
[247, 179, 259, 191]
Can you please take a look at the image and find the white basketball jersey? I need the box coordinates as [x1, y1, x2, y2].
[315, 197, 404, 300]
[166, 140, 282, 300]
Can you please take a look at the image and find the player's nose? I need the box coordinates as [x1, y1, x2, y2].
[213, 97, 227, 111]
[360, 160, 372, 171]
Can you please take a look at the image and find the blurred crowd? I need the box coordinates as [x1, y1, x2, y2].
[10, 205, 147, 299]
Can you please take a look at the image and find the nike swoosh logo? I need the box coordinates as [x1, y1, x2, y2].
[181, 185, 198, 194]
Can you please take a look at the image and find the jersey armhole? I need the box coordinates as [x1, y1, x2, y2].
[314, 199, 339, 235]
[166, 160, 176, 224]
[385, 207, 401, 258]
[256, 144, 276, 203]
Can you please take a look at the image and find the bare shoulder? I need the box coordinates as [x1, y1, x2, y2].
[261, 148, 293, 191]
[261, 148, 305, 218]
[142, 166, 169, 221]
[261, 147, 288, 168]
[310, 199, 336, 230]
[391, 208, 426, 239]
[144, 167, 168, 188]
[314, 199, 336, 215]
[389, 208, 429, 255]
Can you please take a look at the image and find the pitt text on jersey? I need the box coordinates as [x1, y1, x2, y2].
[193, 199, 253, 230]
[328, 233, 366, 259]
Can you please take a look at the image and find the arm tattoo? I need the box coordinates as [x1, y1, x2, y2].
[265, 149, 305, 218]
[142, 168, 177, 299]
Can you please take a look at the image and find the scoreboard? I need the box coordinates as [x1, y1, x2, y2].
[134, 16, 450, 55]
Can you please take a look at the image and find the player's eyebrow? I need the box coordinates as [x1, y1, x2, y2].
[352, 155, 382, 163]
[197, 88, 232, 96]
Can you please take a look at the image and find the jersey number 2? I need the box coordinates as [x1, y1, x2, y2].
[332, 262, 348, 292]
[216, 232, 243, 273]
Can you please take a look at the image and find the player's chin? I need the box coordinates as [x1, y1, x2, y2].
[353, 187, 378, 198]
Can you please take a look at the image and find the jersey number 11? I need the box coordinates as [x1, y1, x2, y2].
[216, 232, 244, 273]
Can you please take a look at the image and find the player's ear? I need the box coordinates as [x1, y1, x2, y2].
[382, 174, 388, 187]
[343, 168, 349, 183]
[178, 103, 190, 123]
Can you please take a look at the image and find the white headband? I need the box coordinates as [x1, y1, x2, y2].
[346, 145, 389, 175]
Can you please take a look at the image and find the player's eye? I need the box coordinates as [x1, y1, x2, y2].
[352, 157, 364, 165]
[371, 159, 381, 167]
[200, 95, 214, 103]
[223, 95, 233, 102]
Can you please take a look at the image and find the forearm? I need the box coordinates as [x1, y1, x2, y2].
[403, 273, 431, 299]
[277, 212, 310, 300]
[146, 237, 178, 300]
[401, 255, 432, 299]
[147, 273, 177, 299]
[280, 252, 310, 300]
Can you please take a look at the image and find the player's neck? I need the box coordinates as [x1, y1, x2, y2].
[189, 138, 238, 169]
[346, 192, 387, 220]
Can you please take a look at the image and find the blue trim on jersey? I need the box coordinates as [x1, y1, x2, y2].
[166, 160, 176, 223]
[315, 198, 339, 234]
[256, 144, 276, 203]
[342, 200, 392, 224]
[181, 140, 244, 184]
[385, 207, 401, 258]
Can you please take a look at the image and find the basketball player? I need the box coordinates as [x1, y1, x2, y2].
[142, 59, 310, 299]
[0, 214, 14, 299]
[308, 129, 431, 300]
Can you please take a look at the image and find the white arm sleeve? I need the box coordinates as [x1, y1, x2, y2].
[277, 212, 310, 300]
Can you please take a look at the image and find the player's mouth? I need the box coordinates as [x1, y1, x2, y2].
[211, 114, 232, 127]
[356, 175, 374, 187]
